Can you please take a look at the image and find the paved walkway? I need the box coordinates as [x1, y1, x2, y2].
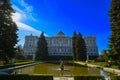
[53, 77, 74, 80]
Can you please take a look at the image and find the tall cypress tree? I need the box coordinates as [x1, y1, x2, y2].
[75, 33, 87, 61]
[109, 0, 120, 63]
[72, 31, 77, 61]
[0, 0, 18, 64]
[35, 32, 48, 61]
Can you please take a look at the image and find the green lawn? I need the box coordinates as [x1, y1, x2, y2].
[87, 61, 119, 69]
[88, 61, 108, 66]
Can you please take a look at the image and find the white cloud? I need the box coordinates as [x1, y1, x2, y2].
[20, 0, 34, 12]
[16, 22, 40, 33]
[15, 0, 37, 21]
[12, 12, 22, 22]
[12, 5, 24, 13]
[12, 10, 40, 33]
[11, 0, 40, 33]
[10, 0, 48, 45]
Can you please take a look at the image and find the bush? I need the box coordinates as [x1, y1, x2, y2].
[26, 55, 33, 60]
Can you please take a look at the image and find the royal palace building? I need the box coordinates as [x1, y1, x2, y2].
[23, 31, 98, 59]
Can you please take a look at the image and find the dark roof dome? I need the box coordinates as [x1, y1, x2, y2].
[57, 31, 65, 37]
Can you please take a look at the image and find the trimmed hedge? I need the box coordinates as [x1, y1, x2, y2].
[74, 75, 104, 80]
[0, 74, 119, 80]
[0, 74, 53, 80]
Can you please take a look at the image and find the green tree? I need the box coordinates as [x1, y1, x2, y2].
[0, 0, 18, 64]
[72, 31, 77, 61]
[75, 33, 87, 61]
[15, 45, 26, 60]
[35, 32, 48, 61]
[97, 50, 109, 62]
[109, 0, 120, 64]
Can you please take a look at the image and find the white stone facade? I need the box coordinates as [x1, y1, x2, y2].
[46, 31, 72, 56]
[23, 34, 38, 55]
[84, 36, 98, 56]
[23, 32, 98, 57]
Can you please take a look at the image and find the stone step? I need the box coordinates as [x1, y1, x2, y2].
[53, 77, 74, 80]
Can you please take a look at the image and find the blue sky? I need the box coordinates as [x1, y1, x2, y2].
[11, 0, 111, 54]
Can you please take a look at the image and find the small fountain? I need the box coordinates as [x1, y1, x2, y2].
[60, 60, 64, 71]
